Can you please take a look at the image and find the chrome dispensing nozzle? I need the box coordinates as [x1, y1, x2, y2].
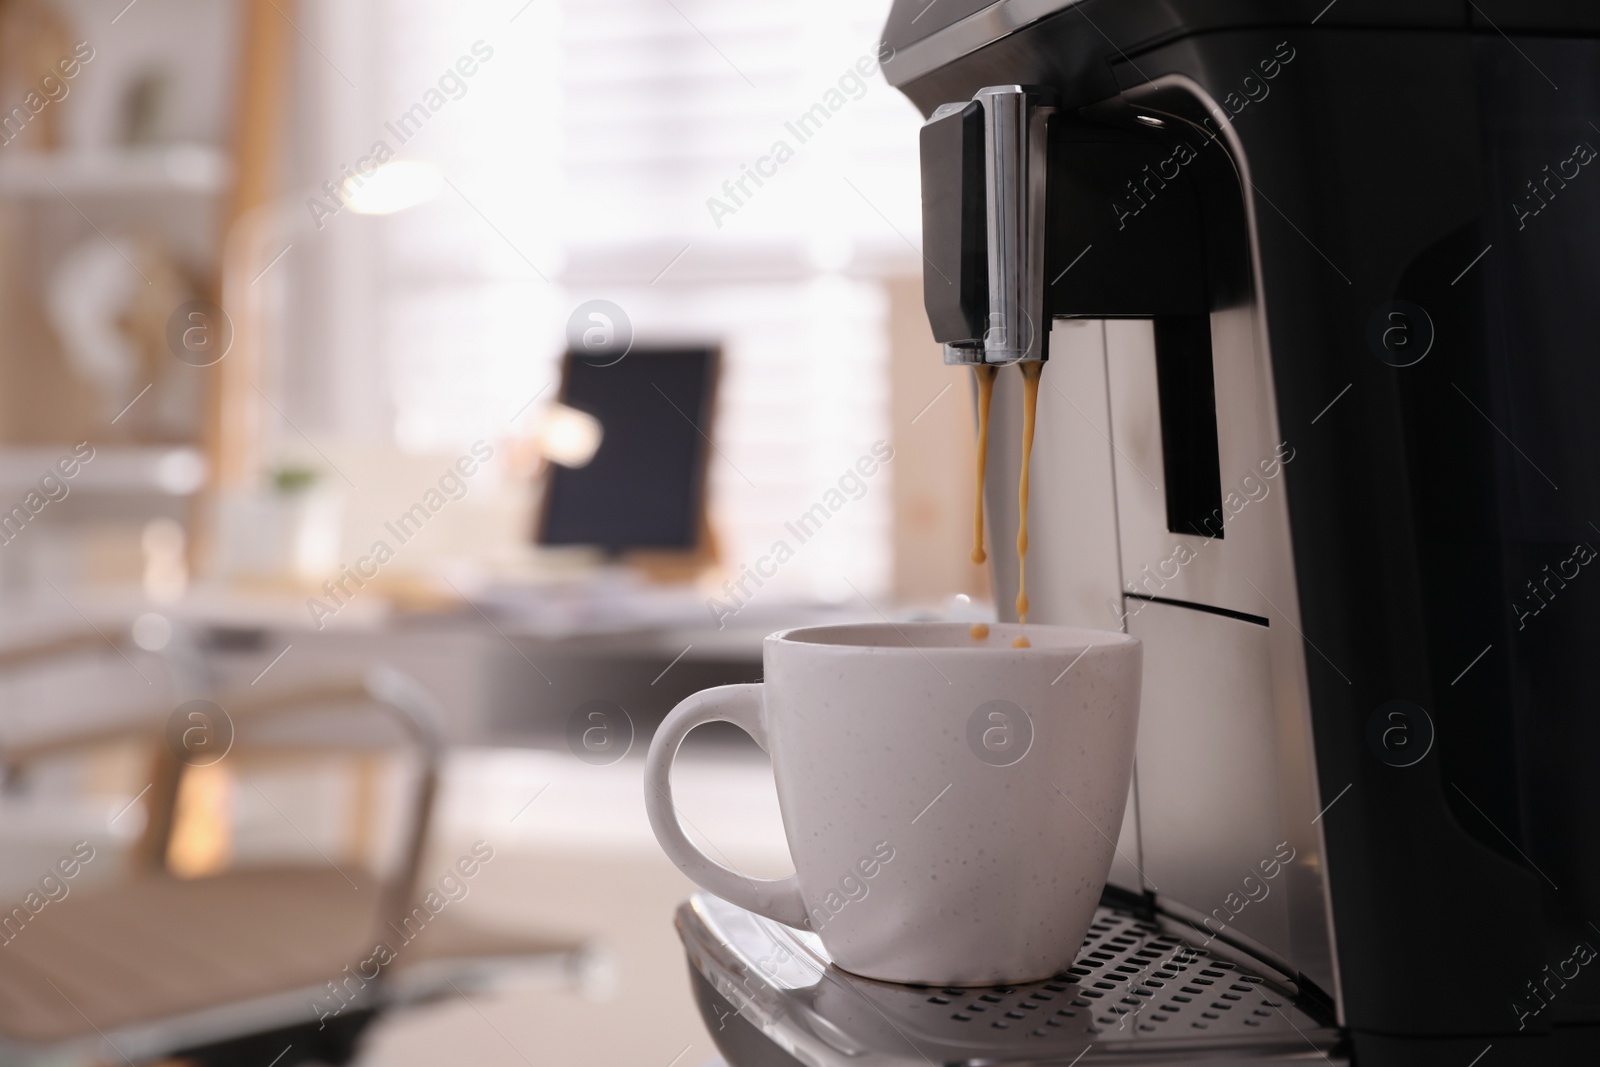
[921, 85, 1054, 366]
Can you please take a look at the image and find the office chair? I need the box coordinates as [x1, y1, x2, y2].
[0, 629, 589, 1067]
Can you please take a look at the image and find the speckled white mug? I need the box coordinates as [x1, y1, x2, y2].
[644, 622, 1142, 986]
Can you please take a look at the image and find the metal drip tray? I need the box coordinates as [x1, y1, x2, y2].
[677, 892, 1344, 1066]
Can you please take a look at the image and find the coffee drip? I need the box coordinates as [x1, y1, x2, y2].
[969, 361, 1043, 647]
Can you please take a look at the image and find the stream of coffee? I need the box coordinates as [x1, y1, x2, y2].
[1012, 361, 1042, 648]
[969, 364, 999, 643]
[967, 361, 1042, 647]
[970, 364, 998, 567]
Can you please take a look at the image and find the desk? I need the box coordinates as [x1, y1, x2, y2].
[189, 595, 872, 748]
[0, 582, 875, 747]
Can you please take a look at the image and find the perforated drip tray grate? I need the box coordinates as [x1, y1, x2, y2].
[677, 893, 1345, 1066]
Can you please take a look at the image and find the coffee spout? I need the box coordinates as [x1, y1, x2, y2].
[920, 85, 1054, 366]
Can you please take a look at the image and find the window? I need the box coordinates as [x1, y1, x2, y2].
[288, 0, 922, 601]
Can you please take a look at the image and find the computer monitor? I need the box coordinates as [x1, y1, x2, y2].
[537, 346, 719, 555]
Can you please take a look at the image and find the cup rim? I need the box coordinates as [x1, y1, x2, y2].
[767, 621, 1139, 653]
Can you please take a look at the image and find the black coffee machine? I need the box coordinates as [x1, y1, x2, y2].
[675, 3, 1600, 1064]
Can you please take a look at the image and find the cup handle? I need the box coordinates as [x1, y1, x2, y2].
[644, 683, 810, 929]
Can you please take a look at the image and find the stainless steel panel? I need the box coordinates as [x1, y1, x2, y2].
[981, 319, 1141, 894]
[977, 85, 1053, 364]
[984, 318, 1122, 629]
[1126, 601, 1291, 962]
[1105, 311, 1291, 623]
[980, 76, 1340, 1016]
[1120, 74, 1339, 1014]
[932, 85, 1054, 366]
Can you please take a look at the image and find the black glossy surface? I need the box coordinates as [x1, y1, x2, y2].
[919, 101, 989, 344]
[1042, 118, 1214, 318]
[1153, 314, 1223, 538]
[882, 0, 1600, 73]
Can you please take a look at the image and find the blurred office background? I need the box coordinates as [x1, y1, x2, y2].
[0, 0, 990, 1064]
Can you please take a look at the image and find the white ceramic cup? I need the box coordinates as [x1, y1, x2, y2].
[644, 621, 1142, 985]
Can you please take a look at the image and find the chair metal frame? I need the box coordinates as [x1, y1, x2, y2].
[0, 627, 575, 1067]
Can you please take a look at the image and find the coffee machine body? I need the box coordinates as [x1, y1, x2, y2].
[891, 1, 1600, 1063]
[673, 3, 1600, 1064]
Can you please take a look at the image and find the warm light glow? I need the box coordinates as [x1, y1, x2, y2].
[168, 762, 233, 879]
[142, 518, 188, 604]
[343, 161, 443, 216]
[537, 403, 604, 468]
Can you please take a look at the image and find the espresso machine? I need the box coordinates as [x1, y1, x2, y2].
[675, 3, 1600, 1063]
